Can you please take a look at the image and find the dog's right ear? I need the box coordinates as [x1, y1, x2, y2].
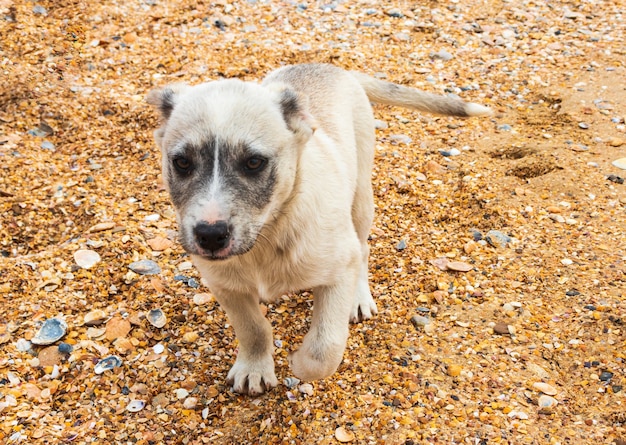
[146, 83, 188, 120]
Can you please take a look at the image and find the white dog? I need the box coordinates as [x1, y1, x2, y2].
[148, 64, 490, 395]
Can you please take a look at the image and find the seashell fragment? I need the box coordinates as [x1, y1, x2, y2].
[532, 381, 558, 396]
[146, 308, 167, 328]
[335, 426, 355, 443]
[126, 400, 145, 412]
[31, 318, 67, 345]
[446, 261, 473, 272]
[94, 355, 123, 374]
[84, 309, 107, 326]
[74, 249, 101, 269]
[128, 259, 161, 275]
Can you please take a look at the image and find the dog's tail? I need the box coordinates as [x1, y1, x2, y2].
[350, 72, 492, 117]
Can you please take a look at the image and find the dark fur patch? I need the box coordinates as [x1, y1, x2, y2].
[158, 88, 176, 119]
[279, 89, 301, 131]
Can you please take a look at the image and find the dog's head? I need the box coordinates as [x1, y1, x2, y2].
[147, 79, 315, 260]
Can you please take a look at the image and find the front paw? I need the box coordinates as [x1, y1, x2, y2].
[288, 338, 345, 382]
[226, 355, 278, 396]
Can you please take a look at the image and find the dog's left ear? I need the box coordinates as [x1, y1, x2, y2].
[146, 83, 189, 120]
[276, 87, 317, 141]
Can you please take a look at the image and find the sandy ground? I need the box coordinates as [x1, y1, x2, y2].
[1, 0, 625, 444]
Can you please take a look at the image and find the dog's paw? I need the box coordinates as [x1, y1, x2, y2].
[226, 355, 278, 396]
[288, 339, 344, 382]
[350, 285, 378, 323]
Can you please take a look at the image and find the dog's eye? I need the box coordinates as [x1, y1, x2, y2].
[243, 156, 266, 173]
[173, 156, 192, 173]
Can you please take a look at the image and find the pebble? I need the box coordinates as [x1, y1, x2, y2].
[612, 158, 626, 170]
[94, 355, 123, 374]
[599, 371, 614, 382]
[485, 230, 511, 248]
[37, 346, 65, 367]
[410, 315, 431, 329]
[175, 388, 189, 399]
[126, 400, 145, 413]
[396, 239, 407, 251]
[32, 5, 48, 15]
[31, 318, 67, 345]
[74, 249, 101, 269]
[439, 148, 461, 157]
[128, 259, 161, 275]
[493, 322, 512, 335]
[607, 175, 624, 184]
[146, 308, 167, 328]
[431, 50, 453, 61]
[532, 382, 558, 395]
[58, 342, 73, 354]
[153, 343, 165, 354]
[447, 364, 462, 377]
[40, 141, 55, 151]
[373, 119, 388, 130]
[607, 137, 624, 147]
[88, 222, 116, 233]
[578, 122, 589, 129]
[389, 134, 412, 145]
[183, 397, 198, 409]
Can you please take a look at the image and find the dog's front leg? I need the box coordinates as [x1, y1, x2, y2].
[215, 291, 277, 395]
[289, 271, 357, 382]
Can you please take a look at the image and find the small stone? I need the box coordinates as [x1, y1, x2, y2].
[146, 308, 167, 328]
[396, 239, 407, 251]
[439, 148, 461, 157]
[430, 257, 449, 271]
[447, 364, 462, 377]
[578, 122, 589, 129]
[74, 250, 101, 269]
[497, 124, 513, 131]
[37, 346, 65, 367]
[607, 137, 625, 147]
[532, 382, 558, 396]
[94, 355, 123, 374]
[153, 343, 165, 354]
[431, 50, 453, 61]
[425, 160, 446, 175]
[611, 158, 626, 170]
[493, 322, 511, 335]
[485, 230, 511, 248]
[126, 400, 145, 412]
[183, 331, 199, 343]
[31, 318, 67, 345]
[84, 309, 108, 326]
[599, 371, 614, 382]
[374, 119, 388, 130]
[390, 134, 412, 145]
[32, 5, 48, 15]
[40, 141, 55, 151]
[58, 343, 73, 354]
[16, 338, 33, 353]
[335, 426, 355, 443]
[508, 410, 529, 420]
[410, 315, 431, 329]
[175, 388, 190, 400]
[128, 259, 161, 275]
[607, 174, 624, 184]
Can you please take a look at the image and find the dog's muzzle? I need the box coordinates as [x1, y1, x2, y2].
[193, 221, 231, 255]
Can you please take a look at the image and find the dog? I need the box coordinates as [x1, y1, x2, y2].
[147, 63, 490, 395]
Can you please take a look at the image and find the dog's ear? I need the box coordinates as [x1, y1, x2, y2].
[146, 83, 188, 120]
[276, 87, 317, 140]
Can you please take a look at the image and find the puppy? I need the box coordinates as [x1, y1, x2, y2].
[147, 63, 490, 395]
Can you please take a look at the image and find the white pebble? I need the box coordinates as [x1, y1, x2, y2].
[175, 388, 189, 399]
[153, 343, 165, 354]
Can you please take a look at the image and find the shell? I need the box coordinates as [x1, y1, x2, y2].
[335, 426, 355, 443]
[611, 157, 626, 170]
[73, 249, 101, 269]
[94, 355, 123, 374]
[446, 261, 473, 272]
[283, 377, 300, 389]
[146, 308, 167, 328]
[126, 400, 145, 412]
[128, 259, 161, 275]
[31, 318, 67, 345]
[532, 381, 558, 396]
[84, 309, 108, 326]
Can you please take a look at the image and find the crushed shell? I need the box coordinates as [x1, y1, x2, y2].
[94, 355, 123, 375]
[146, 308, 167, 328]
[31, 318, 67, 345]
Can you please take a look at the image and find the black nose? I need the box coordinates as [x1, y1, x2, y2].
[194, 221, 231, 252]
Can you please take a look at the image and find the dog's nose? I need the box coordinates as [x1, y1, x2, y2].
[194, 221, 231, 252]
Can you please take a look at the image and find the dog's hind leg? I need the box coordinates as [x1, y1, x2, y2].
[215, 291, 278, 395]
